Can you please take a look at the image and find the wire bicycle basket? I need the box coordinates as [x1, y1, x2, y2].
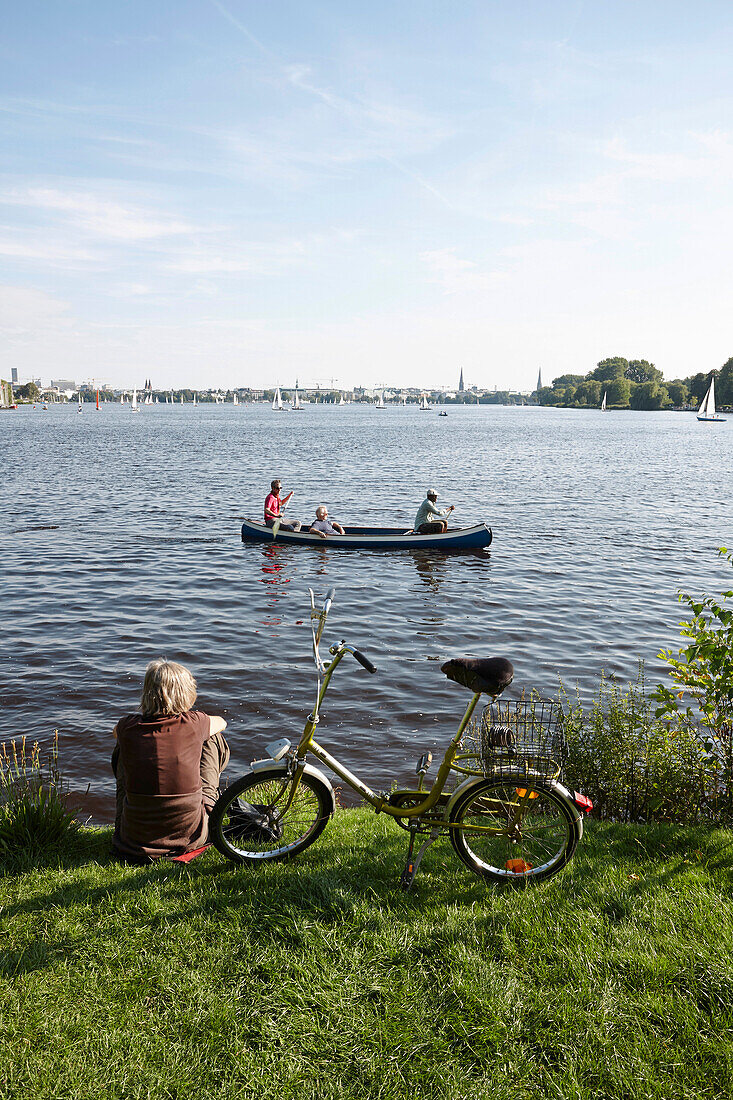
[460, 696, 566, 780]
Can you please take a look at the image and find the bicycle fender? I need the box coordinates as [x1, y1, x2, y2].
[248, 759, 337, 816]
[444, 774, 583, 836]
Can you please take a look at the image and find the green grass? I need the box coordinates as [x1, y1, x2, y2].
[2, 810, 733, 1099]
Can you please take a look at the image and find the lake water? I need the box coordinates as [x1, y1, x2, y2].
[0, 402, 729, 821]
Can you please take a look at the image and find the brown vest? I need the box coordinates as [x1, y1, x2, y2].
[113, 709, 210, 860]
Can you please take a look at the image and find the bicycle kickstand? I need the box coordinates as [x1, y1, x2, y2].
[399, 827, 441, 892]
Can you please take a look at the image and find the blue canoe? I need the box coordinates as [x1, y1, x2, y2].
[241, 518, 492, 551]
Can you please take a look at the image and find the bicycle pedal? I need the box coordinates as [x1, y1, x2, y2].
[415, 751, 433, 776]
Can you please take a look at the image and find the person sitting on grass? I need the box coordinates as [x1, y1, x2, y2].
[309, 505, 345, 538]
[111, 659, 230, 863]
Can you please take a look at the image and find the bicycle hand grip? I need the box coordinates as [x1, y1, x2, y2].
[352, 649, 377, 674]
[323, 588, 336, 615]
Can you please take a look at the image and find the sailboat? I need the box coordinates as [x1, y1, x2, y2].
[601, 391, 607, 412]
[272, 387, 284, 411]
[193, 392, 197, 406]
[131, 388, 139, 412]
[697, 376, 726, 423]
[96, 389, 100, 411]
[338, 394, 345, 406]
[419, 393, 430, 411]
[180, 394, 184, 404]
[77, 394, 83, 413]
[233, 393, 239, 406]
[292, 383, 302, 411]
[375, 390, 385, 409]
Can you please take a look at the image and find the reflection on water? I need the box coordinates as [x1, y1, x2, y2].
[0, 403, 729, 821]
[410, 549, 449, 593]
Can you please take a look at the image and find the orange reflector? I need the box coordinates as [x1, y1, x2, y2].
[505, 858, 533, 873]
[515, 788, 539, 799]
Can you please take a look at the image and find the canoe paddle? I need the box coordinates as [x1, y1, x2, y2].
[271, 491, 293, 538]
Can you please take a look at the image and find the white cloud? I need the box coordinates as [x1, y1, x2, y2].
[420, 249, 505, 296]
[0, 187, 196, 241]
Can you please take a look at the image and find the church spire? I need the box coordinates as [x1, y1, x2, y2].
[536, 368, 542, 392]
[458, 367, 464, 393]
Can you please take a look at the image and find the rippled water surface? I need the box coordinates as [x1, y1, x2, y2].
[1, 402, 730, 820]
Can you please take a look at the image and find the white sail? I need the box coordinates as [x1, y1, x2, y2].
[601, 390, 607, 411]
[233, 393, 239, 405]
[292, 384, 302, 410]
[697, 376, 726, 421]
[131, 388, 139, 411]
[376, 390, 385, 408]
[273, 386, 283, 410]
[698, 379, 714, 417]
[339, 395, 344, 405]
[193, 392, 197, 406]
[420, 393, 430, 410]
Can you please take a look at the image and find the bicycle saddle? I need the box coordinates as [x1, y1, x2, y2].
[440, 656, 514, 696]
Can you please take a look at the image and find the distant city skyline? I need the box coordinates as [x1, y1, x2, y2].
[3, 2, 733, 389]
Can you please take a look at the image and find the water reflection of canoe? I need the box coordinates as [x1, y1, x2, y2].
[241, 518, 492, 550]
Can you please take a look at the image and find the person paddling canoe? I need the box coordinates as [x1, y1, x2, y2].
[264, 479, 301, 532]
[413, 489, 454, 534]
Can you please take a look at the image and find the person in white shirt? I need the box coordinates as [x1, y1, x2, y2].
[413, 489, 454, 534]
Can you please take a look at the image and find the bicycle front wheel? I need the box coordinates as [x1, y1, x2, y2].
[210, 767, 333, 864]
[449, 777, 580, 884]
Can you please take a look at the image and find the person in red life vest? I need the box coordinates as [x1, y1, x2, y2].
[264, 478, 301, 531]
[111, 659, 230, 863]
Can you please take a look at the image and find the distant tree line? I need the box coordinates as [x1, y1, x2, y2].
[537, 357, 733, 410]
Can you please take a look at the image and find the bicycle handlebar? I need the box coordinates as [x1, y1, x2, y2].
[352, 648, 377, 674]
[323, 588, 336, 616]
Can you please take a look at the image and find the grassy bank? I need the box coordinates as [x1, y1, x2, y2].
[2, 809, 733, 1100]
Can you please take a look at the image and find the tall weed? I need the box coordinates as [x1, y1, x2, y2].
[560, 666, 710, 823]
[0, 731, 80, 865]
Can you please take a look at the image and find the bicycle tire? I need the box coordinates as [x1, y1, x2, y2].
[210, 767, 333, 864]
[449, 776, 581, 884]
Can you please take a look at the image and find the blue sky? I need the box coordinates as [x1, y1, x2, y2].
[3, 0, 733, 390]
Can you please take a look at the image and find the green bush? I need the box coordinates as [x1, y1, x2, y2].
[0, 732, 80, 865]
[560, 667, 710, 823]
[654, 548, 733, 818]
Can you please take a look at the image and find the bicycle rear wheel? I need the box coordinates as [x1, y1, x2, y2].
[210, 767, 333, 864]
[449, 776, 580, 884]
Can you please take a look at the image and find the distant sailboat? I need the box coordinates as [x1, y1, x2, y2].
[96, 389, 100, 411]
[697, 376, 726, 423]
[193, 392, 197, 406]
[601, 391, 607, 412]
[292, 384, 303, 411]
[419, 393, 430, 411]
[131, 388, 139, 412]
[77, 394, 83, 413]
[233, 393, 239, 405]
[272, 387, 284, 411]
[180, 394, 184, 404]
[376, 390, 385, 409]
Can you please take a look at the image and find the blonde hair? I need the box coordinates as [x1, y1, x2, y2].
[140, 659, 197, 717]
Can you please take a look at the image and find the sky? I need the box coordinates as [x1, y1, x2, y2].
[2, 0, 733, 391]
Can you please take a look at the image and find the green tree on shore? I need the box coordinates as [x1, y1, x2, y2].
[605, 378, 631, 406]
[14, 382, 40, 402]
